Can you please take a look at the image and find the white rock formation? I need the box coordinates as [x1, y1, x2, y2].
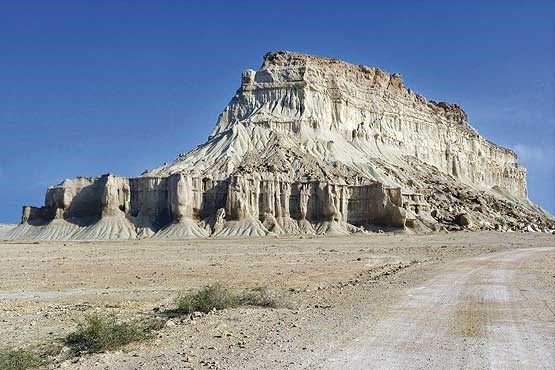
[0, 224, 17, 240]
[7, 51, 553, 240]
[147, 52, 527, 199]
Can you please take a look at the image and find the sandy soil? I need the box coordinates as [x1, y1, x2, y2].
[0, 232, 553, 369]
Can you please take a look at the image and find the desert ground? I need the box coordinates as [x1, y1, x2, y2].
[1, 232, 554, 370]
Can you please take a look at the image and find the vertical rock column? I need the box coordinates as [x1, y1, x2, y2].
[168, 173, 194, 222]
[299, 183, 310, 221]
[260, 180, 276, 218]
[322, 183, 338, 221]
[297, 183, 315, 233]
[21, 206, 32, 224]
[226, 175, 254, 220]
[279, 181, 291, 218]
[153, 173, 208, 238]
[101, 175, 130, 217]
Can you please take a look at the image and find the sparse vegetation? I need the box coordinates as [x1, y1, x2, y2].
[176, 282, 237, 314]
[64, 314, 154, 354]
[0, 282, 282, 368]
[0, 348, 44, 370]
[0, 285, 280, 366]
[239, 286, 280, 308]
[175, 283, 280, 314]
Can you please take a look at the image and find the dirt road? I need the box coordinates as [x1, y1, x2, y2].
[307, 247, 555, 370]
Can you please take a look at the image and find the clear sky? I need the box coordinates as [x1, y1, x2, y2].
[1, 0, 554, 223]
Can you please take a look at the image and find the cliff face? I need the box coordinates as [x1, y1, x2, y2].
[6, 51, 552, 241]
[148, 51, 527, 198]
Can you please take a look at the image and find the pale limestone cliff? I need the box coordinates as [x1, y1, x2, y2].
[7, 51, 552, 240]
[148, 51, 527, 199]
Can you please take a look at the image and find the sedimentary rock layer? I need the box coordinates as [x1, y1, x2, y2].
[8, 173, 406, 240]
[8, 51, 552, 240]
[148, 52, 527, 198]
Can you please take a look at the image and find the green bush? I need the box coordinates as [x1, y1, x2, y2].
[176, 282, 237, 314]
[64, 314, 152, 354]
[239, 286, 279, 308]
[0, 348, 44, 370]
[175, 283, 280, 314]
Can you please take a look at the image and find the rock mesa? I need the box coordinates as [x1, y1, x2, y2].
[7, 51, 553, 240]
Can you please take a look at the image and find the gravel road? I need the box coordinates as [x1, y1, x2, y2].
[311, 247, 555, 370]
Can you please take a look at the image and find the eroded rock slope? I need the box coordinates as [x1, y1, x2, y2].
[7, 52, 553, 240]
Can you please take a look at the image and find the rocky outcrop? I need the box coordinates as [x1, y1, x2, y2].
[7, 51, 553, 240]
[8, 172, 407, 239]
[148, 52, 527, 199]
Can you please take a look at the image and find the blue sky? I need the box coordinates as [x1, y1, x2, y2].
[1, 0, 553, 223]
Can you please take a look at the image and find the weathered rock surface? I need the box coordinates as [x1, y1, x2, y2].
[0, 224, 17, 239]
[7, 51, 553, 240]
